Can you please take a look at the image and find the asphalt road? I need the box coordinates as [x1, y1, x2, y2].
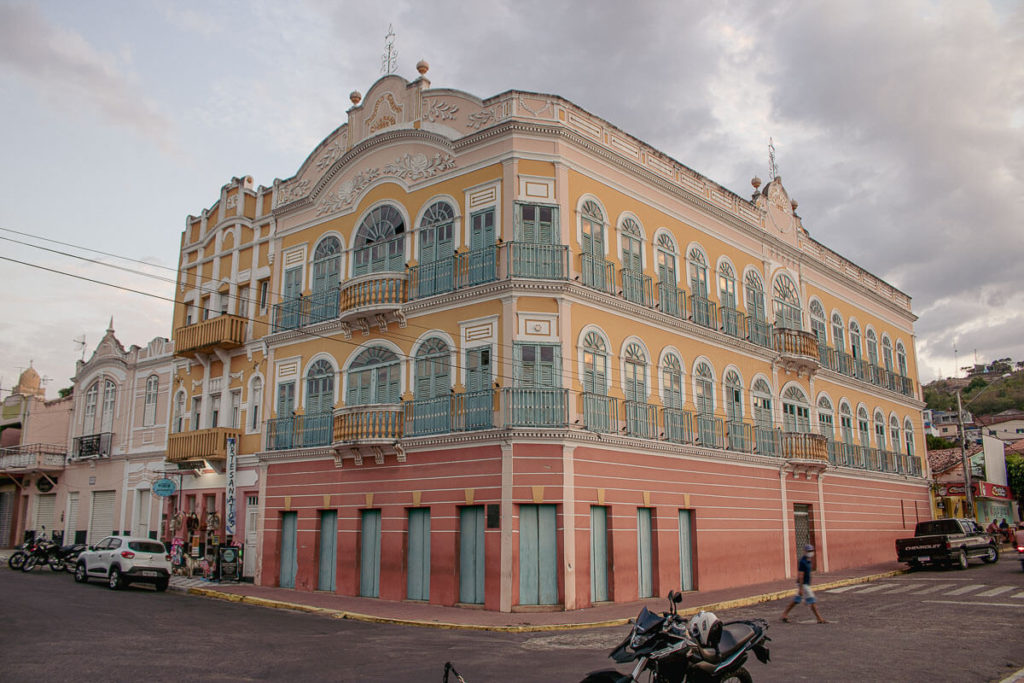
[2, 557, 1023, 682]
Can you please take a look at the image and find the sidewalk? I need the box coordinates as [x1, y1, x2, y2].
[167, 560, 910, 632]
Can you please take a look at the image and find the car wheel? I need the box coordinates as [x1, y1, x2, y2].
[955, 549, 969, 570]
[155, 579, 169, 592]
[108, 566, 124, 590]
[981, 546, 999, 564]
[74, 562, 88, 584]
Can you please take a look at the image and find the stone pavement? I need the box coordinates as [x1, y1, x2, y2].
[168, 560, 910, 632]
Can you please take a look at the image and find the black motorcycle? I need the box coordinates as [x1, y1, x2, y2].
[49, 543, 88, 572]
[7, 537, 34, 570]
[581, 591, 771, 683]
[20, 536, 58, 572]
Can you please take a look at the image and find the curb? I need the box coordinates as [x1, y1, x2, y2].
[179, 569, 907, 632]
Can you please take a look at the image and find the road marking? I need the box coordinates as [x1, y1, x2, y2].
[825, 585, 864, 593]
[976, 586, 1016, 598]
[924, 600, 1024, 608]
[945, 584, 986, 596]
[878, 583, 924, 593]
[1013, 592, 1024, 599]
[849, 584, 895, 594]
[911, 583, 957, 594]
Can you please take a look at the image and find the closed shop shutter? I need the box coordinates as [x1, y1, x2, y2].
[66, 492, 79, 541]
[35, 493, 57, 535]
[89, 490, 116, 543]
[0, 491, 13, 546]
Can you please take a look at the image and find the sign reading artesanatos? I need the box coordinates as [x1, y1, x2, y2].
[152, 478, 177, 497]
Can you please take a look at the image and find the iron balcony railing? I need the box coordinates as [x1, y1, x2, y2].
[580, 254, 616, 295]
[73, 432, 114, 459]
[690, 295, 717, 330]
[695, 414, 724, 449]
[620, 269, 654, 307]
[0, 443, 66, 471]
[745, 317, 773, 349]
[819, 347, 916, 397]
[408, 243, 570, 301]
[265, 413, 333, 451]
[623, 400, 658, 439]
[719, 307, 745, 339]
[754, 425, 779, 457]
[657, 281, 687, 319]
[582, 393, 618, 434]
[272, 287, 342, 332]
[502, 388, 569, 428]
[455, 246, 499, 289]
[726, 419, 754, 453]
[661, 407, 694, 444]
[508, 243, 569, 280]
[408, 259, 455, 299]
[404, 390, 496, 435]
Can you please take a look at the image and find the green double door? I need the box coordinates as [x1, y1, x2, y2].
[520, 504, 558, 605]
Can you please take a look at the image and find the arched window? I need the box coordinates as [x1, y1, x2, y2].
[304, 359, 335, 445]
[417, 202, 455, 296]
[84, 382, 98, 432]
[623, 343, 647, 403]
[904, 418, 915, 456]
[347, 347, 401, 405]
[582, 331, 608, 395]
[620, 218, 643, 273]
[882, 336, 894, 373]
[752, 379, 775, 455]
[782, 386, 810, 433]
[866, 329, 879, 367]
[311, 236, 342, 322]
[817, 396, 834, 440]
[688, 248, 709, 298]
[719, 263, 739, 336]
[581, 201, 608, 291]
[850, 321, 862, 360]
[661, 354, 684, 410]
[840, 402, 854, 444]
[412, 338, 451, 435]
[744, 271, 769, 346]
[831, 313, 845, 352]
[896, 342, 908, 377]
[724, 370, 742, 422]
[656, 235, 681, 316]
[694, 362, 717, 447]
[143, 375, 159, 427]
[874, 410, 887, 450]
[353, 205, 405, 275]
[857, 406, 870, 448]
[773, 274, 802, 330]
[248, 377, 263, 432]
[172, 390, 186, 434]
[100, 380, 116, 433]
[889, 416, 900, 455]
[809, 300, 827, 346]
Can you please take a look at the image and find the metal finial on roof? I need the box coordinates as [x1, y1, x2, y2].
[381, 24, 398, 75]
[768, 137, 779, 180]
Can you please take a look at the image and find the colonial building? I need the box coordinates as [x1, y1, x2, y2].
[169, 65, 929, 611]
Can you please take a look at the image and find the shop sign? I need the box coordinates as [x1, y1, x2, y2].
[939, 482, 1012, 499]
[219, 546, 240, 583]
[36, 477, 55, 493]
[152, 478, 177, 497]
[977, 482, 1011, 499]
[224, 437, 237, 536]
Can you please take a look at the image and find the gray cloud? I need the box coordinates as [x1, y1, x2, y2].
[0, 3, 176, 152]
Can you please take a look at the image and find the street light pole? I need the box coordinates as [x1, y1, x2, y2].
[956, 390, 974, 519]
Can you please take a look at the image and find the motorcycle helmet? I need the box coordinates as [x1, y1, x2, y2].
[689, 611, 722, 647]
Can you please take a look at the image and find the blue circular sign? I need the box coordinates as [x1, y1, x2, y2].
[152, 478, 177, 497]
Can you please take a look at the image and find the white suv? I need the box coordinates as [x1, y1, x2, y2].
[74, 536, 172, 591]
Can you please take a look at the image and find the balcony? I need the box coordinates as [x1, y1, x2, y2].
[657, 282, 687, 319]
[726, 419, 754, 453]
[661, 407, 694, 444]
[580, 254, 616, 295]
[690, 295, 717, 330]
[265, 413, 333, 451]
[72, 433, 113, 459]
[333, 405, 404, 443]
[0, 444, 66, 472]
[507, 243, 569, 280]
[746, 317, 773, 349]
[819, 348, 916, 397]
[773, 327, 820, 374]
[623, 400, 657, 439]
[695, 414, 724, 449]
[174, 314, 247, 357]
[779, 432, 829, 461]
[338, 273, 408, 333]
[502, 388, 568, 428]
[404, 390, 496, 436]
[166, 427, 240, 464]
[620, 269, 654, 307]
[581, 393, 618, 434]
[719, 307, 745, 339]
[272, 287, 341, 332]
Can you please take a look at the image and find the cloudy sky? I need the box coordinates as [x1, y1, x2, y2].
[0, 0, 1021, 394]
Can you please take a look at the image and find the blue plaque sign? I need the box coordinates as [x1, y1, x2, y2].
[152, 478, 177, 497]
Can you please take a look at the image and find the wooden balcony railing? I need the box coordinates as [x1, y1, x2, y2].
[333, 405, 404, 442]
[338, 274, 407, 320]
[773, 327, 820, 360]
[780, 432, 829, 461]
[166, 427, 241, 463]
[174, 314, 247, 357]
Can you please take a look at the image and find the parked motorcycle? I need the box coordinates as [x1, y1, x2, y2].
[49, 542, 88, 572]
[580, 591, 771, 683]
[6, 537, 34, 570]
[20, 535, 58, 572]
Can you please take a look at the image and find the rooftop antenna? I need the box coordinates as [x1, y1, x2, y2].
[381, 23, 398, 75]
[74, 335, 87, 361]
[768, 137, 779, 180]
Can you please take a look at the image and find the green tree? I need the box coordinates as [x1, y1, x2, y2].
[926, 434, 956, 450]
[1006, 453, 1024, 523]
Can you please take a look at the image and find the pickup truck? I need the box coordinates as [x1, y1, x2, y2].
[895, 518, 999, 569]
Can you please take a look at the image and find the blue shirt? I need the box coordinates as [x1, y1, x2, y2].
[798, 554, 812, 586]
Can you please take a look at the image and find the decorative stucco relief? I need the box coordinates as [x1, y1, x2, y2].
[424, 100, 459, 122]
[466, 102, 510, 130]
[315, 139, 346, 171]
[316, 152, 456, 217]
[275, 179, 311, 206]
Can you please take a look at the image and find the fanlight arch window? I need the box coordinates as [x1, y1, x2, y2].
[581, 200, 605, 257]
[724, 370, 742, 421]
[172, 390, 186, 434]
[419, 201, 455, 264]
[347, 346, 401, 405]
[874, 410, 887, 449]
[248, 377, 263, 432]
[866, 329, 879, 366]
[353, 205, 405, 275]
[718, 262, 737, 310]
[882, 336, 894, 372]
[661, 354, 684, 409]
[889, 415, 901, 454]
[623, 343, 647, 402]
[831, 313, 845, 352]
[772, 274, 802, 330]
[809, 300, 827, 345]
[694, 362, 714, 416]
[582, 331, 608, 395]
[305, 359, 335, 415]
[896, 342, 908, 377]
[143, 375, 159, 427]
[904, 418, 915, 456]
[99, 380, 116, 433]
[752, 379, 773, 427]
[839, 402, 854, 443]
[744, 271, 766, 322]
[817, 396, 834, 439]
[782, 385, 810, 433]
[688, 248, 709, 298]
[620, 218, 643, 273]
[655, 234, 678, 286]
[850, 321, 862, 360]
[414, 338, 451, 400]
[84, 382, 98, 431]
[857, 406, 871, 447]
[311, 236, 342, 321]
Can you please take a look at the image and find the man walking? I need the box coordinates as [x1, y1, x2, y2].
[781, 544, 827, 624]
